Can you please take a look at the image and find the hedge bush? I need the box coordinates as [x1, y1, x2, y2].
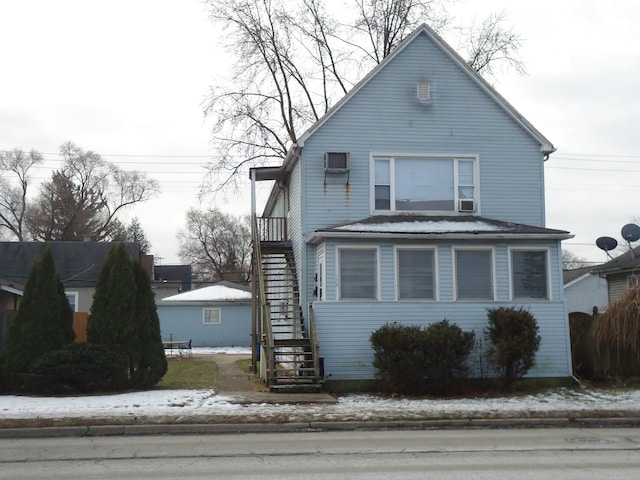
[486, 307, 540, 388]
[371, 320, 475, 394]
[28, 343, 120, 394]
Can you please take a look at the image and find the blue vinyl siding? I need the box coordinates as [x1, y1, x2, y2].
[299, 31, 545, 233]
[158, 303, 251, 347]
[309, 239, 570, 379]
[258, 29, 569, 382]
[313, 300, 571, 380]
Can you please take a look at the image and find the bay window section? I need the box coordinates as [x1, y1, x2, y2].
[373, 155, 476, 213]
[339, 248, 378, 300]
[455, 249, 494, 300]
[511, 250, 549, 299]
[397, 248, 435, 300]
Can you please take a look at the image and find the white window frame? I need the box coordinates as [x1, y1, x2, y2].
[336, 245, 380, 301]
[508, 247, 552, 301]
[453, 247, 496, 301]
[65, 291, 79, 312]
[203, 307, 222, 325]
[315, 250, 326, 301]
[370, 153, 479, 214]
[394, 246, 438, 301]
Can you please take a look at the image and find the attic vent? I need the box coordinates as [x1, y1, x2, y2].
[417, 82, 430, 102]
[324, 152, 350, 172]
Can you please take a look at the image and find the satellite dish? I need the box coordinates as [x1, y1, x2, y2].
[621, 223, 640, 243]
[596, 236, 618, 252]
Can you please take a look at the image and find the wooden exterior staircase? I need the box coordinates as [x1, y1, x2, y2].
[251, 216, 322, 392]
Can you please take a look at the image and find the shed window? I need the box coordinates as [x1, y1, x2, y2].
[203, 308, 221, 324]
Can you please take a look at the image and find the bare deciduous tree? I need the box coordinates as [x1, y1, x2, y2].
[177, 207, 251, 284]
[462, 11, 525, 78]
[203, 0, 524, 192]
[0, 149, 43, 240]
[562, 249, 589, 270]
[25, 142, 159, 242]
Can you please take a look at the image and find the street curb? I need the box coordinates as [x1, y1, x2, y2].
[1, 417, 640, 438]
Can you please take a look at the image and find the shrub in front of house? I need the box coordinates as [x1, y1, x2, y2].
[370, 320, 475, 395]
[27, 343, 120, 394]
[2, 246, 75, 385]
[485, 307, 541, 388]
[88, 244, 167, 389]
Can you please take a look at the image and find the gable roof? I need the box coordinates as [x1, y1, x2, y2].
[296, 23, 554, 155]
[592, 245, 640, 276]
[307, 215, 572, 243]
[160, 281, 251, 303]
[0, 242, 140, 288]
[563, 266, 598, 287]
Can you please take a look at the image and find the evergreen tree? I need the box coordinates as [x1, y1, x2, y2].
[3, 247, 74, 375]
[130, 260, 167, 388]
[87, 243, 137, 386]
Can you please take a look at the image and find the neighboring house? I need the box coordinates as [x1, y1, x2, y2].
[249, 24, 573, 391]
[0, 242, 141, 341]
[563, 267, 608, 315]
[152, 263, 193, 301]
[592, 245, 640, 305]
[0, 278, 23, 355]
[0, 278, 22, 312]
[157, 281, 251, 347]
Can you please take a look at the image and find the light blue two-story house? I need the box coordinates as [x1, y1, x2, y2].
[249, 24, 573, 392]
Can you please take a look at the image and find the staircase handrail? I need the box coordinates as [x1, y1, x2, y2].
[308, 302, 321, 381]
[251, 214, 274, 359]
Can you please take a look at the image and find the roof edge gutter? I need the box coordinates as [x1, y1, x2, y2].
[307, 231, 574, 244]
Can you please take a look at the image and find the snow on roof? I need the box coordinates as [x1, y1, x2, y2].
[334, 220, 507, 233]
[162, 284, 251, 302]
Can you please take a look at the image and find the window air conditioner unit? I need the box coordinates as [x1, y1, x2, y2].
[459, 199, 475, 212]
[324, 152, 350, 172]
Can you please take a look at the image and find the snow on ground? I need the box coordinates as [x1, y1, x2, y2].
[1, 348, 639, 422]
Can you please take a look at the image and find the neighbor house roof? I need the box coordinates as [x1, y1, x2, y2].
[592, 245, 640, 276]
[0, 242, 140, 288]
[307, 215, 572, 244]
[160, 281, 251, 303]
[0, 277, 23, 296]
[563, 266, 598, 287]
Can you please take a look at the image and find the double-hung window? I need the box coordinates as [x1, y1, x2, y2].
[203, 308, 221, 324]
[338, 247, 378, 300]
[396, 248, 436, 300]
[511, 249, 549, 300]
[455, 249, 494, 300]
[373, 155, 476, 213]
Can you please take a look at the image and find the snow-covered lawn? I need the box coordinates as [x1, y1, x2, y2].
[1, 348, 639, 424]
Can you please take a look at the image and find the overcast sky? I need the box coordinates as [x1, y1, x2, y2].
[1, 0, 638, 265]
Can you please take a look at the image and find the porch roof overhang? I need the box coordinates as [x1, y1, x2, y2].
[306, 215, 573, 244]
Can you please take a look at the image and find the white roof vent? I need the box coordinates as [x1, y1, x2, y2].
[417, 82, 430, 102]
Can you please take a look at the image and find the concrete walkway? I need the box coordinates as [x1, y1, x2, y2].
[208, 353, 337, 405]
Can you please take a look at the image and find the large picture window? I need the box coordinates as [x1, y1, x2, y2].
[338, 248, 378, 300]
[455, 249, 494, 300]
[397, 248, 435, 300]
[511, 250, 549, 299]
[373, 156, 476, 212]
